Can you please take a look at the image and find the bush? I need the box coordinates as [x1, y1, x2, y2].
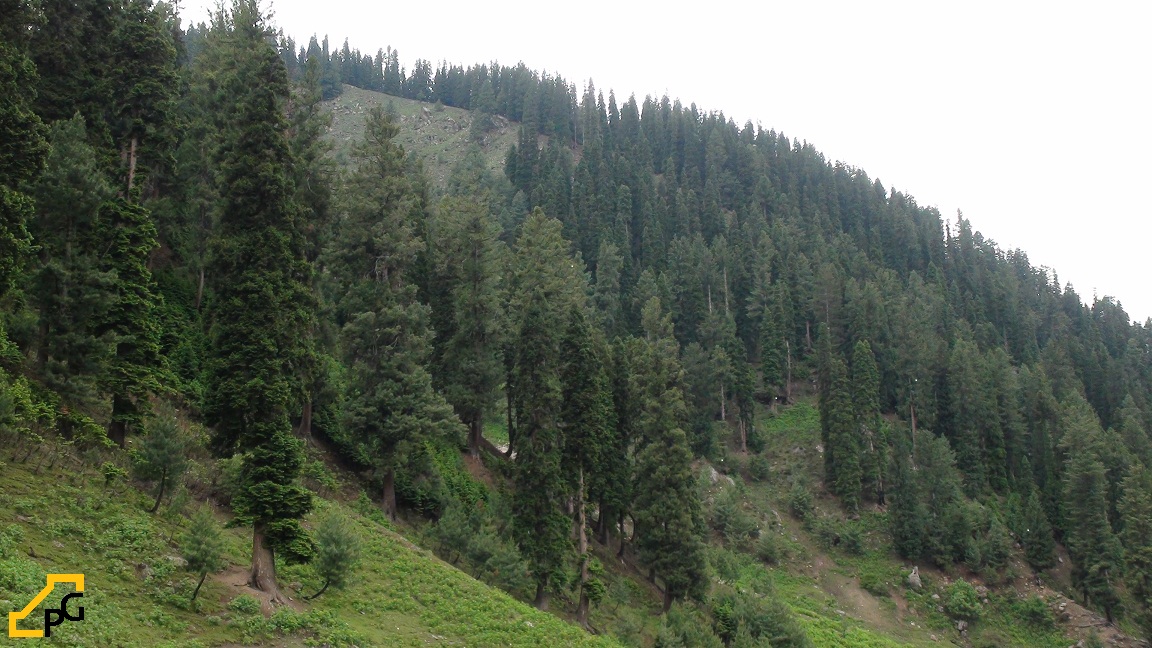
[788, 480, 813, 521]
[748, 454, 770, 482]
[229, 594, 262, 616]
[944, 579, 983, 621]
[307, 510, 362, 599]
[841, 523, 864, 556]
[1014, 595, 1055, 629]
[756, 533, 786, 566]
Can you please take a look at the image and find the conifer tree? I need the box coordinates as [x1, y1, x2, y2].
[852, 339, 885, 504]
[97, 197, 164, 447]
[1021, 487, 1055, 569]
[558, 305, 614, 625]
[1119, 465, 1152, 640]
[182, 507, 226, 602]
[822, 353, 860, 514]
[329, 107, 459, 520]
[133, 413, 189, 513]
[510, 294, 570, 610]
[0, 16, 47, 300]
[1064, 445, 1122, 621]
[433, 195, 505, 456]
[202, 0, 314, 600]
[632, 297, 707, 612]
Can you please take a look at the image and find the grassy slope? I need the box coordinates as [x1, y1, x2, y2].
[0, 454, 620, 647]
[325, 84, 517, 190]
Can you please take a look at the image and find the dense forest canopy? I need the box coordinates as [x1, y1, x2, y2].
[3, 0, 1152, 644]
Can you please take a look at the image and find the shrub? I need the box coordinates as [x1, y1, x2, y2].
[788, 480, 813, 521]
[748, 454, 770, 482]
[756, 533, 786, 566]
[229, 594, 262, 616]
[944, 579, 982, 621]
[1014, 595, 1055, 629]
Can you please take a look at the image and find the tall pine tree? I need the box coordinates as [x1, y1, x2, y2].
[202, 0, 314, 600]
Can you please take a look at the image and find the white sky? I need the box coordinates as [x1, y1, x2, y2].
[180, 0, 1152, 322]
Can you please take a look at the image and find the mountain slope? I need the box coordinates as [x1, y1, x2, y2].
[0, 453, 621, 647]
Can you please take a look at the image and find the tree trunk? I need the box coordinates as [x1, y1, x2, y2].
[305, 579, 330, 600]
[108, 418, 127, 450]
[739, 419, 747, 454]
[719, 382, 726, 421]
[191, 571, 207, 601]
[662, 587, 673, 613]
[575, 470, 591, 627]
[127, 136, 138, 193]
[468, 416, 482, 458]
[383, 467, 397, 521]
[533, 579, 550, 610]
[784, 339, 793, 403]
[505, 386, 515, 459]
[195, 266, 206, 311]
[296, 398, 313, 441]
[150, 470, 167, 513]
[617, 512, 627, 558]
[249, 524, 285, 603]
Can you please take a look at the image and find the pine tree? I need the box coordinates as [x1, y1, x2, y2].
[29, 117, 116, 410]
[851, 339, 885, 504]
[433, 195, 505, 456]
[632, 297, 707, 612]
[182, 507, 226, 602]
[1064, 445, 1122, 621]
[510, 294, 570, 609]
[97, 197, 164, 447]
[889, 427, 927, 560]
[202, 0, 314, 600]
[305, 510, 361, 600]
[0, 18, 47, 299]
[823, 353, 860, 514]
[329, 107, 459, 520]
[558, 305, 615, 625]
[1119, 465, 1152, 640]
[133, 413, 189, 513]
[1021, 487, 1055, 569]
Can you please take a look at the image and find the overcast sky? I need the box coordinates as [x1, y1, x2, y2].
[181, 0, 1152, 322]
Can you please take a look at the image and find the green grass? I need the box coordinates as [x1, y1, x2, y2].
[0, 454, 619, 647]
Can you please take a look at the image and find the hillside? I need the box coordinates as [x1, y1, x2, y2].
[0, 450, 621, 647]
[325, 84, 517, 189]
[6, 4, 1152, 648]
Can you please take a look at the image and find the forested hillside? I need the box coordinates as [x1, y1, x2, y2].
[3, 0, 1152, 646]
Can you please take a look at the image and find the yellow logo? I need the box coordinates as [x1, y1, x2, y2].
[7, 573, 85, 638]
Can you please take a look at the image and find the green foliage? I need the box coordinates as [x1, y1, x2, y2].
[1119, 465, 1152, 640]
[788, 479, 813, 521]
[181, 507, 226, 600]
[944, 579, 983, 621]
[228, 594, 262, 616]
[1012, 595, 1055, 629]
[132, 413, 190, 512]
[307, 509, 362, 598]
[748, 454, 771, 481]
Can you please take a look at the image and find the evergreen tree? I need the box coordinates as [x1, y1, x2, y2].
[1021, 487, 1055, 569]
[558, 305, 615, 625]
[510, 294, 570, 609]
[0, 18, 47, 299]
[851, 339, 885, 504]
[133, 413, 189, 513]
[889, 427, 927, 560]
[202, 0, 314, 600]
[433, 195, 505, 456]
[1064, 444, 1123, 621]
[182, 507, 226, 601]
[1119, 465, 1152, 641]
[329, 107, 459, 520]
[97, 197, 164, 447]
[305, 510, 362, 600]
[822, 353, 860, 514]
[632, 297, 707, 612]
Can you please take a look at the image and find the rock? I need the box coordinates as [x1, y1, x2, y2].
[709, 467, 720, 483]
[166, 555, 188, 568]
[930, 635, 937, 642]
[52, 540, 64, 549]
[982, 598, 990, 605]
[957, 620, 968, 632]
[931, 593, 941, 600]
[907, 566, 922, 590]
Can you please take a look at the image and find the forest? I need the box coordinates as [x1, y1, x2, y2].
[3, 0, 1152, 645]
